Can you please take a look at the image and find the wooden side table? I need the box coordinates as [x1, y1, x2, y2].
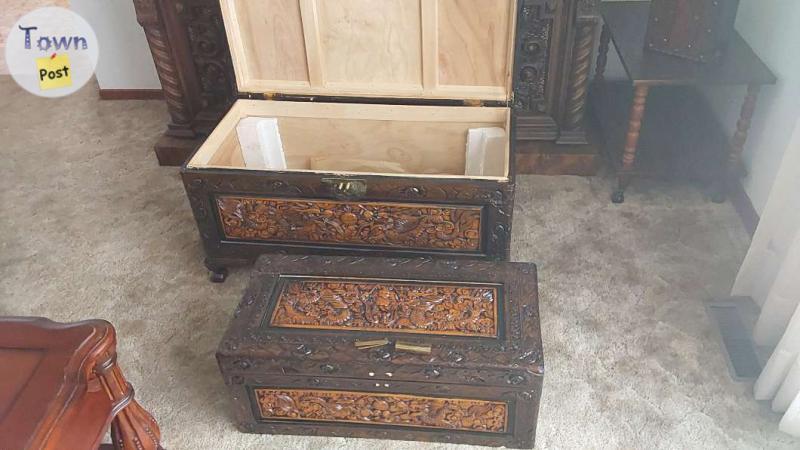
[0, 317, 162, 450]
[594, 2, 776, 204]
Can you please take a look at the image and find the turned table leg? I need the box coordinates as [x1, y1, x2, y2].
[613, 84, 650, 203]
[96, 354, 162, 450]
[595, 23, 611, 82]
[712, 84, 761, 203]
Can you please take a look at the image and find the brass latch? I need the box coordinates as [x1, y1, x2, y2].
[395, 342, 432, 355]
[322, 178, 367, 200]
[355, 339, 431, 355]
[355, 338, 389, 349]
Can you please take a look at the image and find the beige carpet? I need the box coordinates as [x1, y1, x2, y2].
[1, 76, 798, 449]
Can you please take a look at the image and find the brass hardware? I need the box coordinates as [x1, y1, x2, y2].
[463, 99, 485, 107]
[320, 364, 338, 374]
[355, 338, 390, 349]
[293, 344, 314, 356]
[395, 341, 432, 355]
[448, 351, 465, 363]
[354, 339, 431, 355]
[322, 178, 367, 200]
[507, 374, 526, 385]
[423, 367, 442, 378]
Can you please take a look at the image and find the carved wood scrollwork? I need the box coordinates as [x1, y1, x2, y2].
[182, 0, 236, 112]
[253, 388, 508, 433]
[216, 196, 483, 252]
[513, 0, 557, 114]
[270, 278, 498, 337]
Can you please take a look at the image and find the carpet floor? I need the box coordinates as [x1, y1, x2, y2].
[1, 77, 798, 449]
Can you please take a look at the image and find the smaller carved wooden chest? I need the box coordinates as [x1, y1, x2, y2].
[217, 255, 543, 448]
[645, 0, 741, 62]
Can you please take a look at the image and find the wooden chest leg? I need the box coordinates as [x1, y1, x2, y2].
[96, 354, 162, 450]
[712, 84, 761, 203]
[204, 258, 229, 283]
[613, 85, 650, 203]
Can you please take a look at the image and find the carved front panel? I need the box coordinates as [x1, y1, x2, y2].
[270, 277, 498, 337]
[253, 388, 508, 433]
[216, 196, 482, 251]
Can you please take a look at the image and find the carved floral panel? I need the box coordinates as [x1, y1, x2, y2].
[269, 277, 499, 337]
[216, 196, 482, 251]
[253, 388, 508, 433]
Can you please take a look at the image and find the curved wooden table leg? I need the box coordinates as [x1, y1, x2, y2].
[96, 345, 162, 449]
[613, 84, 649, 203]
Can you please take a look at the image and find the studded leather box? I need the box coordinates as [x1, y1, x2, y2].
[217, 255, 543, 448]
[645, 0, 741, 62]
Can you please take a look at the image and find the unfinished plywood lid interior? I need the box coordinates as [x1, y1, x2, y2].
[220, 0, 518, 101]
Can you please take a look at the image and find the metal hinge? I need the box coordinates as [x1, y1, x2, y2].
[463, 98, 513, 108]
[238, 92, 279, 100]
[322, 178, 367, 200]
[463, 99, 485, 107]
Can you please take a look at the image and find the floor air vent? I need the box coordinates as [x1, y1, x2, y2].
[707, 299, 762, 381]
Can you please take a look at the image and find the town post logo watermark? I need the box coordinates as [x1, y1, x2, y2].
[5, 7, 99, 98]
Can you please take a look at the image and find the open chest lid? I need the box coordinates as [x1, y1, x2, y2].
[218, 255, 543, 388]
[219, 0, 519, 103]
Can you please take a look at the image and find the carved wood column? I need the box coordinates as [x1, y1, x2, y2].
[133, 0, 236, 166]
[556, 0, 599, 144]
[133, 1, 200, 141]
[595, 23, 611, 82]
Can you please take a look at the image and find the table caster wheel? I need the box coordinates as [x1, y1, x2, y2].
[611, 190, 625, 204]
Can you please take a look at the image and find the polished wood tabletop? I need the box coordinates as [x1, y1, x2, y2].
[0, 317, 161, 450]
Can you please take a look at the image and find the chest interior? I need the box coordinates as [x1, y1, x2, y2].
[187, 0, 518, 180]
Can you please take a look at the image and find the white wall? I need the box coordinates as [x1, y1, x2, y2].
[703, 0, 800, 215]
[70, 0, 160, 90]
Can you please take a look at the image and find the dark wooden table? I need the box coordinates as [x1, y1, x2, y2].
[0, 317, 162, 450]
[595, 2, 776, 203]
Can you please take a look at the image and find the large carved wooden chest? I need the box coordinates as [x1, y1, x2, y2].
[217, 255, 543, 448]
[179, 0, 549, 281]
